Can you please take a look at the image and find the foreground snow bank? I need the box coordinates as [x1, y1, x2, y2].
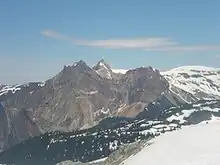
[122, 121, 220, 165]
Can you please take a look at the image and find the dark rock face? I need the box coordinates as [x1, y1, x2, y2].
[0, 60, 172, 151]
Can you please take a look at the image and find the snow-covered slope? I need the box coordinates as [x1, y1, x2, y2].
[162, 66, 220, 102]
[122, 120, 220, 165]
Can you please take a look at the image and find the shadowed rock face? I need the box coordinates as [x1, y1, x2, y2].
[0, 60, 171, 151]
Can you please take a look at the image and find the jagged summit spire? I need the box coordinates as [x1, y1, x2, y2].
[77, 60, 86, 65]
[94, 59, 111, 70]
[92, 59, 113, 79]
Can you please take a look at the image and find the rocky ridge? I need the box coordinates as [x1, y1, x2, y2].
[0, 60, 171, 151]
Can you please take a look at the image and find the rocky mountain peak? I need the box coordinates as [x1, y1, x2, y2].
[93, 59, 111, 71]
[54, 60, 94, 85]
[75, 60, 88, 67]
[62, 60, 89, 71]
[124, 66, 161, 80]
[93, 59, 113, 79]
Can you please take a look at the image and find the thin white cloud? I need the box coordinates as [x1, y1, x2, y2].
[41, 30, 74, 42]
[77, 38, 177, 49]
[41, 30, 220, 52]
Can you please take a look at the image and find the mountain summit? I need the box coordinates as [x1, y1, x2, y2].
[93, 59, 113, 79]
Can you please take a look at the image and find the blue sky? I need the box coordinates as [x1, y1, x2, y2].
[0, 0, 220, 84]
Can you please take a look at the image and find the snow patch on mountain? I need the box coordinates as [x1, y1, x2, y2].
[93, 60, 113, 79]
[122, 120, 220, 165]
[162, 65, 220, 101]
[162, 99, 220, 124]
[112, 69, 128, 74]
[0, 82, 45, 96]
[0, 84, 22, 96]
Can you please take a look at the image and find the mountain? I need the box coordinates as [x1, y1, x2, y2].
[1, 62, 220, 164]
[161, 66, 220, 103]
[1, 99, 220, 165]
[1, 62, 220, 156]
[0, 60, 169, 151]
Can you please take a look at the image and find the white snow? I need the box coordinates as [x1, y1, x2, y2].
[122, 121, 220, 165]
[161, 65, 220, 101]
[112, 69, 128, 74]
[38, 82, 45, 87]
[79, 89, 98, 95]
[99, 62, 108, 70]
[94, 107, 110, 117]
[167, 109, 197, 123]
[0, 84, 22, 96]
[89, 157, 107, 164]
[109, 140, 118, 151]
[94, 61, 113, 79]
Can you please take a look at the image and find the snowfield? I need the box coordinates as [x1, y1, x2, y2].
[121, 121, 220, 165]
